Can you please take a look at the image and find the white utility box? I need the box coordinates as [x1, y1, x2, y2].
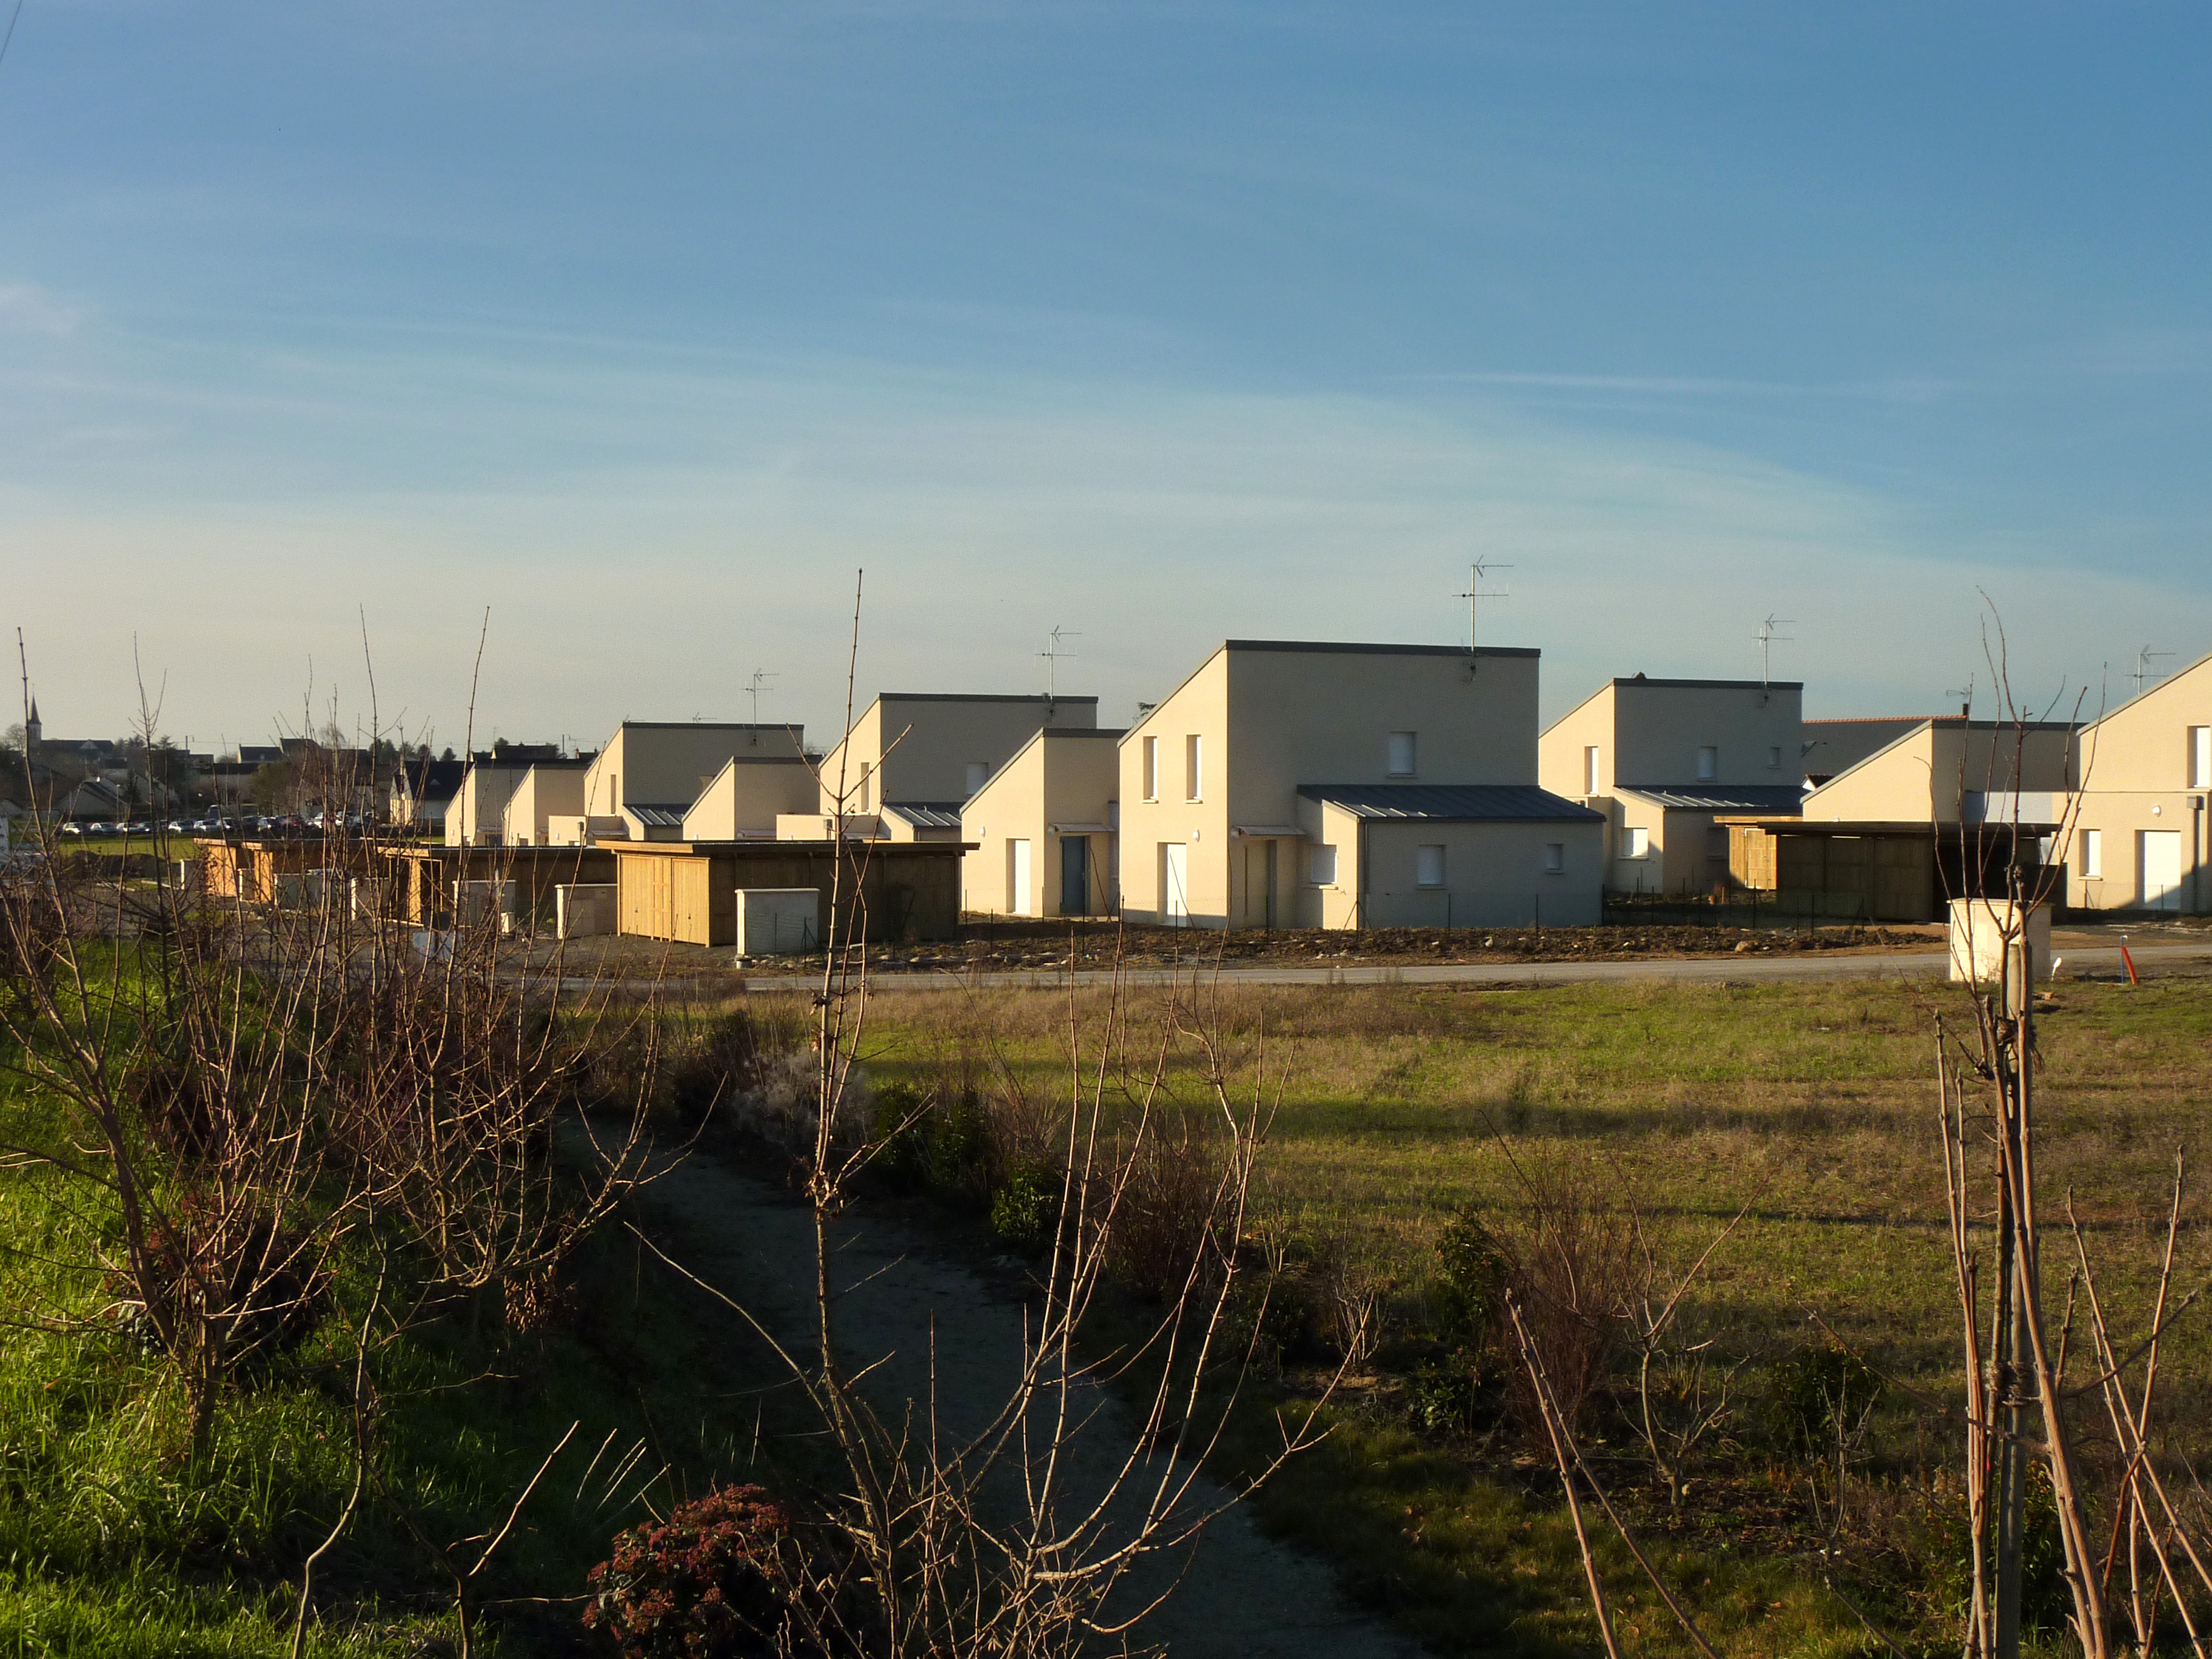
[1948, 899, 2051, 996]
[556, 883, 616, 940]
[734, 888, 820, 958]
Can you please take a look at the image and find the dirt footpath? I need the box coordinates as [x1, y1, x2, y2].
[639, 1147, 1427, 1659]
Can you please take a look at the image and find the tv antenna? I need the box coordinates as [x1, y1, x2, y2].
[745, 670, 776, 725]
[1754, 614, 1795, 689]
[1457, 558, 1512, 672]
[1039, 626, 1081, 705]
[1944, 675, 1974, 719]
[2133, 647, 2173, 697]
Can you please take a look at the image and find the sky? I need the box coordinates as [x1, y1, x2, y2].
[3, 1, 2210, 754]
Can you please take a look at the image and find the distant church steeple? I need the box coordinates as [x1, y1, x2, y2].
[24, 699, 39, 748]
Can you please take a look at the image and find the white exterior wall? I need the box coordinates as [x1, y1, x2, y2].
[1119, 643, 1542, 930]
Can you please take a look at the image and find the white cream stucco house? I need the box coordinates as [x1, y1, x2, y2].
[1118, 640, 1601, 931]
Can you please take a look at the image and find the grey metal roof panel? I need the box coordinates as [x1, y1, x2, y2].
[627, 803, 692, 828]
[1296, 784, 1604, 822]
[1615, 784, 1809, 813]
[882, 800, 967, 830]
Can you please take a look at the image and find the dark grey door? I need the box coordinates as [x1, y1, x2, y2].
[1061, 836, 1089, 916]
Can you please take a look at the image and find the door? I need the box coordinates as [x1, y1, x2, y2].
[1161, 842, 1189, 925]
[1009, 838, 1033, 916]
[1060, 835, 1088, 916]
[2141, 830, 2183, 912]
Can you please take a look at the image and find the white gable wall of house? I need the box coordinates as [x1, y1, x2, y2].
[2066, 650, 2212, 914]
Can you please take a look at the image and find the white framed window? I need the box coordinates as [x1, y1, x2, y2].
[2191, 726, 2211, 789]
[1696, 746, 1718, 782]
[1142, 736, 1158, 801]
[1184, 734, 1202, 800]
[1415, 844, 1446, 887]
[1623, 826, 1650, 859]
[2080, 826, 2102, 878]
[1583, 745, 1600, 796]
[1544, 842, 1566, 874]
[1766, 746, 1783, 770]
[965, 760, 990, 796]
[1389, 731, 1417, 777]
[1306, 843, 1338, 885]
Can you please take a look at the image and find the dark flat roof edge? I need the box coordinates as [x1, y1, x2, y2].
[1614, 677, 1803, 691]
[618, 720, 802, 732]
[1802, 716, 2077, 731]
[602, 838, 973, 854]
[1226, 640, 1538, 659]
[876, 692, 1099, 705]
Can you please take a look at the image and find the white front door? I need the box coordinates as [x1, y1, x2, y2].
[2141, 830, 2183, 912]
[1161, 841, 1189, 925]
[1009, 838, 1033, 916]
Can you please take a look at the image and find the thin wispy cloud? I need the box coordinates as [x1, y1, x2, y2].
[0, 283, 86, 337]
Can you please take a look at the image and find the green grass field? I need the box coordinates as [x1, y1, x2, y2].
[841, 970, 2212, 1655]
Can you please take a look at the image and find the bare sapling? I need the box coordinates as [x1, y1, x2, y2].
[630, 580, 1339, 1655]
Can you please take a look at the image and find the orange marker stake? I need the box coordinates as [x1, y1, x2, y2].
[2120, 934, 2140, 987]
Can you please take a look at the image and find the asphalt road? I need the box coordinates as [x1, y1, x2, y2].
[746, 938, 2212, 993]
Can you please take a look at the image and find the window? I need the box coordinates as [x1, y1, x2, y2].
[1696, 746, 1718, 782]
[1766, 746, 1783, 770]
[1583, 746, 1600, 796]
[965, 760, 989, 796]
[1306, 843, 1338, 885]
[1416, 844, 1446, 887]
[1389, 731, 1417, 777]
[2080, 826, 2102, 878]
[1706, 826, 1729, 859]
[1623, 826, 1650, 859]
[1544, 842, 1566, 874]
[2192, 726, 2211, 789]
[1142, 736, 1158, 801]
[857, 762, 871, 813]
[1184, 734, 1202, 800]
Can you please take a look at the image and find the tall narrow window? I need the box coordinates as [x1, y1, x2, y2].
[1415, 844, 1446, 887]
[1696, 746, 1718, 782]
[1142, 736, 1158, 801]
[2191, 726, 2211, 789]
[1544, 843, 1566, 874]
[2080, 826, 2103, 878]
[1184, 734, 1202, 801]
[1766, 746, 1783, 770]
[857, 762, 871, 813]
[1389, 731, 1417, 777]
[1583, 746, 1600, 795]
[965, 760, 989, 796]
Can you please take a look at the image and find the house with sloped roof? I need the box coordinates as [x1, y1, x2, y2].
[816, 692, 1096, 841]
[1540, 674, 1807, 896]
[960, 726, 1124, 917]
[2063, 649, 2212, 915]
[554, 721, 811, 845]
[1120, 640, 1600, 930]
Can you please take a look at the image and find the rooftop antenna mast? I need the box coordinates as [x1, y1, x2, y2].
[1754, 614, 1795, 693]
[2133, 647, 2173, 697]
[1457, 557, 1512, 675]
[745, 671, 776, 723]
[1039, 626, 1081, 709]
[1945, 674, 1975, 720]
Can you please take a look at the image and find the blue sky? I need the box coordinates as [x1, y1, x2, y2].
[4, 2, 2208, 752]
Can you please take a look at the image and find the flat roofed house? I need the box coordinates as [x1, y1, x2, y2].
[817, 693, 1098, 839]
[2065, 648, 2212, 915]
[555, 722, 808, 845]
[1540, 674, 1806, 897]
[960, 727, 1124, 917]
[1721, 717, 2076, 922]
[1119, 639, 1596, 930]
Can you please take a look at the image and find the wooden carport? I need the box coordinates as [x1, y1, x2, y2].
[1720, 817, 2058, 924]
